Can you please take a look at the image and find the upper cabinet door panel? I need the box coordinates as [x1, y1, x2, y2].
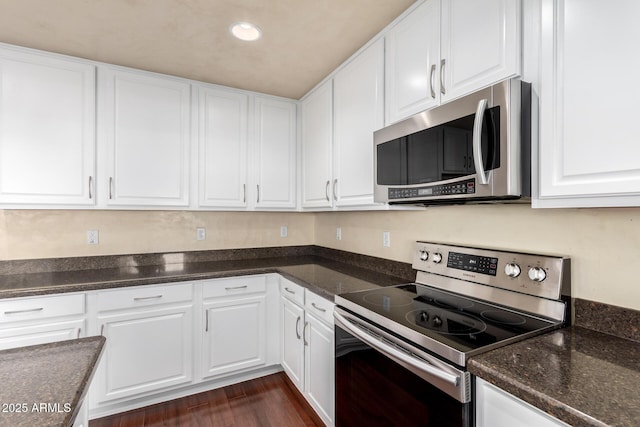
[441, 0, 521, 102]
[100, 68, 190, 207]
[196, 86, 248, 208]
[535, 0, 640, 207]
[385, 0, 440, 124]
[0, 47, 95, 205]
[334, 39, 384, 207]
[253, 96, 296, 209]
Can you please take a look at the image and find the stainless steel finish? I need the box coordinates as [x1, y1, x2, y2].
[333, 179, 338, 201]
[429, 63, 436, 99]
[311, 302, 327, 312]
[295, 316, 301, 339]
[440, 58, 446, 95]
[225, 285, 248, 291]
[109, 177, 113, 199]
[473, 98, 490, 185]
[335, 308, 471, 403]
[284, 287, 296, 295]
[303, 321, 308, 346]
[4, 307, 44, 315]
[133, 295, 163, 301]
[374, 78, 529, 204]
[89, 176, 93, 199]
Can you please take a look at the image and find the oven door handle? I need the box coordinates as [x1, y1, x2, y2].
[334, 312, 460, 387]
[472, 98, 490, 185]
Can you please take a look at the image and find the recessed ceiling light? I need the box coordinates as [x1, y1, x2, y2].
[230, 22, 262, 41]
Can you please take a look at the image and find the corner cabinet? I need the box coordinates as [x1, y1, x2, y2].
[476, 378, 569, 427]
[0, 46, 96, 206]
[98, 67, 191, 207]
[534, 0, 640, 207]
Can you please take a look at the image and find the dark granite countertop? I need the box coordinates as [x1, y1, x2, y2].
[469, 326, 640, 427]
[0, 336, 105, 427]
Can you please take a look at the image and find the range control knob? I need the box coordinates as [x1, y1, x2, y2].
[504, 263, 521, 278]
[432, 253, 443, 264]
[432, 316, 443, 327]
[419, 250, 429, 261]
[528, 267, 547, 282]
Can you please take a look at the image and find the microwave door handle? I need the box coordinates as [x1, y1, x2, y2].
[472, 98, 490, 185]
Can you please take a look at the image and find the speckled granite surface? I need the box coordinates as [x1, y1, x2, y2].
[469, 327, 640, 427]
[575, 298, 640, 342]
[0, 336, 105, 427]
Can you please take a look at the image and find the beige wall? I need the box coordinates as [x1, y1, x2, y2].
[315, 205, 640, 311]
[1, 206, 639, 311]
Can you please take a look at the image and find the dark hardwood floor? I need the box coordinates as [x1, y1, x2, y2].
[90, 372, 325, 427]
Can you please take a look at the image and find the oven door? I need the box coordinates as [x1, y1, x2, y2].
[335, 308, 472, 427]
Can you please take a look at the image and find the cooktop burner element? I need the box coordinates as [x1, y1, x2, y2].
[335, 241, 571, 366]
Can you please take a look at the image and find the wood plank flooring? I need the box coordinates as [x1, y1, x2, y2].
[90, 372, 325, 427]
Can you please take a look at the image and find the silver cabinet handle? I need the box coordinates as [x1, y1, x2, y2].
[257, 184, 260, 203]
[205, 309, 209, 332]
[325, 180, 330, 202]
[77, 328, 81, 339]
[284, 287, 296, 295]
[333, 179, 338, 201]
[133, 295, 163, 301]
[295, 316, 301, 339]
[4, 307, 44, 315]
[429, 64, 436, 99]
[100, 324, 104, 336]
[89, 176, 93, 199]
[109, 177, 113, 199]
[243, 183, 246, 204]
[440, 58, 446, 95]
[225, 285, 248, 291]
[311, 302, 327, 313]
[303, 321, 309, 346]
[472, 98, 490, 185]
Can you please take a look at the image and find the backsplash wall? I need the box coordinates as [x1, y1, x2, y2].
[315, 205, 640, 312]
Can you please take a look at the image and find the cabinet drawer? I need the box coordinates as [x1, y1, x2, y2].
[280, 278, 305, 306]
[0, 293, 84, 324]
[305, 290, 334, 326]
[96, 283, 193, 312]
[202, 275, 266, 299]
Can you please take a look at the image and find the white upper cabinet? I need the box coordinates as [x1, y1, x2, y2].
[253, 96, 297, 209]
[0, 46, 96, 205]
[195, 85, 249, 208]
[384, 0, 521, 125]
[385, 0, 440, 124]
[301, 81, 333, 209]
[333, 39, 385, 207]
[440, 0, 521, 102]
[534, 0, 640, 207]
[99, 67, 191, 207]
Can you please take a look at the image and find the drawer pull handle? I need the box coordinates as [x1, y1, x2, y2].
[311, 303, 327, 313]
[4, 307, 44, 315]
[284, 287, 296, 294]
[225, 285, 248, 291]
[133, 295, 163, 301]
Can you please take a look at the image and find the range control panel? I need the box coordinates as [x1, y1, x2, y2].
[412, 241, 570, 300]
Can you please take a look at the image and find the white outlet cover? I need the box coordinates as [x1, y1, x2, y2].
[383, 231, 391, 247]
[280, 226, 288, 237]
[87, 230, 99, 245]
[196, 228, 206, 241]
[336, 227, 342, 240]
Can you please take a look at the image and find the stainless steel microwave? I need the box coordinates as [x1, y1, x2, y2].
[374, 78, 531, 205]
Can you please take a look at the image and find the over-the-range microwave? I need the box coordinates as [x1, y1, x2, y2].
[374, 78, 531, 205]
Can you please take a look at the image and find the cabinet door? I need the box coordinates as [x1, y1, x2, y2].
[0, 319, 84, 351]
[385, 0, 440, 124]
[301, 81, 333, 209]
[0, 47, 95, 205]
[535, 0, 640, 207]
[202, 294, 266, 378]
[334, 39, 384, 207]
[253, 96, 297, 209]
[99, 68, 190, 207]
[441, 0, 520, 102]
[196, 86, 248, 208]
[94, 304, 193, 403]
[281, 296, 305, 391]
[476, 378, 569, 427]
[304, 312, 335, 427]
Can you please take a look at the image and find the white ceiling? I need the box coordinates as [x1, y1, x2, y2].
[0, 0, 416, 99]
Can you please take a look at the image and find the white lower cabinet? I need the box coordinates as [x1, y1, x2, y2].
[475, 378, 570, 427]
[91, 283, 194, 406]
[280, 278, 335, 426]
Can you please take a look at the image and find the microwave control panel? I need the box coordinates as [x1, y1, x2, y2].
[388, 179, 475, 200]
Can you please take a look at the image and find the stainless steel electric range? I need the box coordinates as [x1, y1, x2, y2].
[334, 241, 571, 427]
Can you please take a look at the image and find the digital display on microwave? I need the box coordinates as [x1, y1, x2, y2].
[418, 188, 433, 196]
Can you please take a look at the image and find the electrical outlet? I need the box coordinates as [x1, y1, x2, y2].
[336, 227, 342, 240]
[280, 226, 288, 238]
[196, 228, 206, 241]
[383, 231, 391, 247]
[87, 230, 99, 245]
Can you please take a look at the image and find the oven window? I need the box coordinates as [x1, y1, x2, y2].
[376, 106, 500, 186]
[335, 325, 471, 427]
